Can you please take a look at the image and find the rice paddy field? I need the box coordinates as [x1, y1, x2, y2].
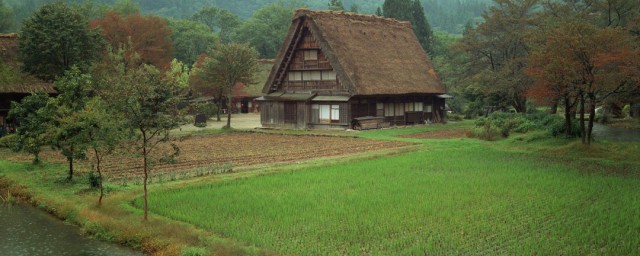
[139, 128, 640, 255]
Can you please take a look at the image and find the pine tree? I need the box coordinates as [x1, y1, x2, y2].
[328, 0, 344, 11]
[383, 0, 434, 55]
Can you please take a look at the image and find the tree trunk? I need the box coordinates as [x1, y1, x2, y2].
[550, 99, 558, 114]
[142, 129, 148, 221]
[95, 148, 103, 206]
[216, 100, 222, 121]
[579, 93, 586, 144]
[226, 91, 232, 128]
[586, 94, 596, 145]
[563, 96, 573, 137]
[68, 156, 74, 181]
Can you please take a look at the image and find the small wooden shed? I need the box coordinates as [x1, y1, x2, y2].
[258, 9, 448, 129]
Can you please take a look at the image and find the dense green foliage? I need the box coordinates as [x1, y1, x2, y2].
[5, 92, 54, 163]
[0, 0, 14, 32]
[3, 0, 491, 34]
[383, 0, 434, 54]
[141, 127, 640, 255]
[18, 2, 103, 81]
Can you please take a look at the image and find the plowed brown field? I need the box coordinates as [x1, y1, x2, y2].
[4, 133, 408, 179]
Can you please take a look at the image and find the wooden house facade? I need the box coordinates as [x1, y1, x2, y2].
[258, 9, 448, 129]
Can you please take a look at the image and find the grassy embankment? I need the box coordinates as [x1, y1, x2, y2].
[141, 124, 640, 255]
[1, 121, 639, 255]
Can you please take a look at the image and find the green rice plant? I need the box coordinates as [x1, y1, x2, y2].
[139, 138, 640, 255]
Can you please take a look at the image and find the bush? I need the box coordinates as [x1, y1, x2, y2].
[470, 121, 502, 141]
[88, 172, 101, 188]
[547, 116, 580, 137]
[447, 113, 464, 121]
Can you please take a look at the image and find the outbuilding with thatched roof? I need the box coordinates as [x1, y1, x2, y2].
[258, 9, 448, 129]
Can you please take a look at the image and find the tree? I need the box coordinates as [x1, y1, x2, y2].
[455, 0, 541, 114]
[328, 0, 344, 11]
[191, 44, 258, 128]
[349, 4, 359, 13]
[100, 48, 187, 221]
[191, 6, 241, 44]
[234, 2, 299, 59]
[48, 66, 94, 181]
[74, 97, 124, 206]
[527, 21, 639, 144]
[375, 6, 383, 16]
[383, 0, 435, 55]
[0, 0, 14, 32]
[6, 92, 54, 164]
[167, 18, 217, 66]
[91, 12, 174, 69]
[19, 2, 103, 81]
[113, 0, 141, 16]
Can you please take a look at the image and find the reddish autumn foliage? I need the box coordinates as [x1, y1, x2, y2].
[91, 12, 174, 69]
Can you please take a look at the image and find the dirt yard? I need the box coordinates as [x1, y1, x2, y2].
[4, 133, 409, 179]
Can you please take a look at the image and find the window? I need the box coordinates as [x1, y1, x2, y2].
[384, 103, 395, 117]
[317, 104, 340, 123]
[304, 50, 318, 60]
[288, 71, 302, 81]
[395, 103, 405, 116]
[376, 103, 384, 116]
[307, 70, 321, 80]
[321, 70, 336, 81]
[415, 102, 423, 111]
[426, 105, 433, 112]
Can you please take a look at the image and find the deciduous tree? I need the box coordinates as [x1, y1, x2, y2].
[19, 2, 103, 81]
[6, 92, 54, 164]
[455, 0, 540, 113]
[48, 66, 94, 181]
[233, 2, 299, 58]
[99, 48, 187, 220]
[191, 6, 240, 44]
[191, 44, 258, 128]
[167, 18, 217, 66]
[91, 12, 174, 69]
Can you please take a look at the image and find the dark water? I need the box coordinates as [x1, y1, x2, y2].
[0, 202, 142, 256]
[591, 123, 640, 142]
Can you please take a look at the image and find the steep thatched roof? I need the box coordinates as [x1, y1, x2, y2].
[0, 33, 56, 94]
[265, 9, 445, 96]
[0, 33, 19, 64]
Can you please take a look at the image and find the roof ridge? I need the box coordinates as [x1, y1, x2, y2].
[293, 8, 411, 27]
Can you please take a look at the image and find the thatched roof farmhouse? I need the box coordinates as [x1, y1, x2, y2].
[259, 9, 448, 129]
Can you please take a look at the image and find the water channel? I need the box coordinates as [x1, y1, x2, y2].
[0, 201, 142, 256]
[591, 123, 640, 142]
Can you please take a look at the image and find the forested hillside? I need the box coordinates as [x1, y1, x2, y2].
[3, 0, 490, 34]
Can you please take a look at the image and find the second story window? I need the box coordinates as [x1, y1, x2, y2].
[304, 50, 318, 60]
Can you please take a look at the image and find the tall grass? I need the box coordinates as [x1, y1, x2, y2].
[142, 139, 640, 255]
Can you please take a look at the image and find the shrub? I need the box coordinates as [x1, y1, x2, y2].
[471, 122, 502, 141]
[447, 113, 464, 121]
[88, 172, 101, 189]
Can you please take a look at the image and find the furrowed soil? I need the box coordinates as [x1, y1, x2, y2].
[3, 133, 409, 179]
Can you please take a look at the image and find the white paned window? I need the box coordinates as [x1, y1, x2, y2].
[395, 103, 405, 116]
[405, 102, 413, 112]
[322, 70, 336, 80]
[305, 70, 321, 80]
[331, 105, 340, 121]
[426, 105, 433, 112]
[415, 102, 423, 111]
[288, 71, 302, 81]
[384, 103, 394, 117]
[304, 50, 318, 60]
[319, 105, 330, 122]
